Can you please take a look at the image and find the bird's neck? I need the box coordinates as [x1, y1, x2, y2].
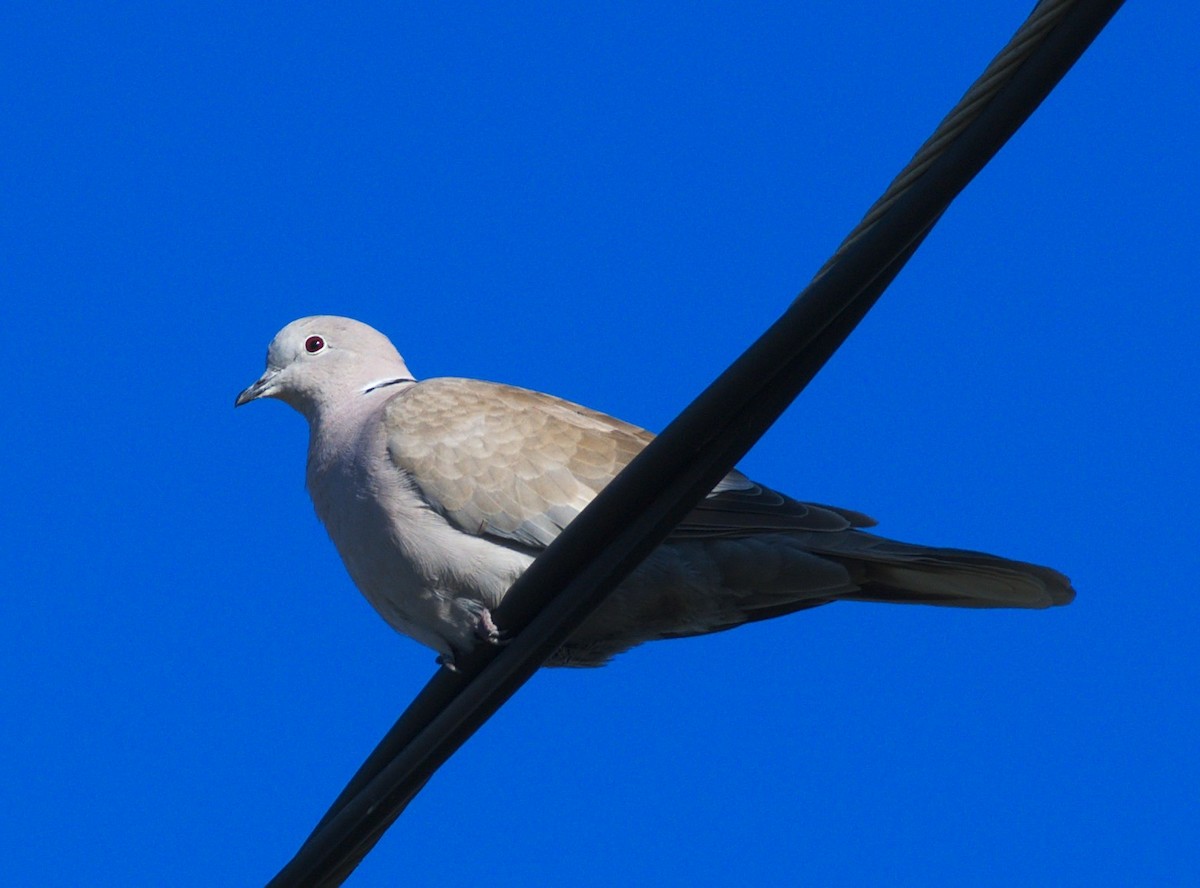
[305, 380, 414, 476]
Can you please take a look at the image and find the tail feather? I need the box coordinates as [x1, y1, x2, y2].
[813, 532, 1075, 609]
[552, 531, 1073, 666]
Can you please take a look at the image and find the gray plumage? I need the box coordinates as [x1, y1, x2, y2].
[236, 316, 1074, 667]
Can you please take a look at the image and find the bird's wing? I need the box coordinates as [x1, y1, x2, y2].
[676, 473, 876, 536]
[384, 377, 873, 550]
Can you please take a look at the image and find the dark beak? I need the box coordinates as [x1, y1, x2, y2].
[235, 369, 279, 407]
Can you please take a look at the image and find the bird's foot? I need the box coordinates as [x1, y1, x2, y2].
[436, 610, 507, 672]
[473, 608, 506, 647]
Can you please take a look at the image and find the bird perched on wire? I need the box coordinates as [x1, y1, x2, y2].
[236, 316, 1074, 668]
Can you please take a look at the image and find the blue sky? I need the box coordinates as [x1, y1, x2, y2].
[3, 2, 1196, 885]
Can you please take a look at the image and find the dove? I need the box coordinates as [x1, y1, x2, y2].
[236, 315, 1074, 668]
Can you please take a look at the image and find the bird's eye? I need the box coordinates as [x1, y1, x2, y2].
[305, 335, 325, 354]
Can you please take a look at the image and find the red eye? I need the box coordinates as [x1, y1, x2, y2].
[305, 335, 325, 354]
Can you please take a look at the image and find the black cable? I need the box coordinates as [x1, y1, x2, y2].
[268, 1, 1124, 884]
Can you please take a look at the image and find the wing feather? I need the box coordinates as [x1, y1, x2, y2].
[384, 378, 874, 549]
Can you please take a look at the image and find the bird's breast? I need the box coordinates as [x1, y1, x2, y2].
[304, 419, 534, 654]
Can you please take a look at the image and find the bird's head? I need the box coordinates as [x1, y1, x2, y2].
[235, 316, 415, 422]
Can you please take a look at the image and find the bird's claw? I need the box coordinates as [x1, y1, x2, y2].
[437, 609, 507, 672]
[473, 608, 506, 646]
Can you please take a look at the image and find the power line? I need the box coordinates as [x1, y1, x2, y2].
[268, 2, 1125, 884]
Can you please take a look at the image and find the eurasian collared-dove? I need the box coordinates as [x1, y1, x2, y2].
[236, 316, 1074, 667]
